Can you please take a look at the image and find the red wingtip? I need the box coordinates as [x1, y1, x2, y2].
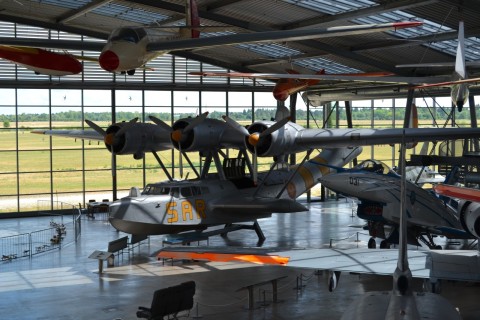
[393, 21, 423, 29]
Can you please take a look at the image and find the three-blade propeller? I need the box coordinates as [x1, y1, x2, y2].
[150, 112, 209, 178]
[85, 117, 139, 177]
[222, 115, 290, 184]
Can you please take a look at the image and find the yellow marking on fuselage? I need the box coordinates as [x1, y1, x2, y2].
[312, 156, 330, 175]
[166, 199, 206, 223]
[182, 201, 193, 221]
[195, 199, 206, 219]
[298, 166, 314, 190]
[166, 201, 178, 223]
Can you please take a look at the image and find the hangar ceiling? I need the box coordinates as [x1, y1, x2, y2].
[0, 0, 479, 100]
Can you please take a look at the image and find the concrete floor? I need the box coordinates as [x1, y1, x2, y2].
[0, 199, 479, 320]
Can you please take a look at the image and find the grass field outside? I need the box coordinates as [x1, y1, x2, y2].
[0, 120, 463, 213]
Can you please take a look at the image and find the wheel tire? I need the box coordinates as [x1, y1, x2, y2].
[380, 240, 390, 249]
[368, 238, 376, 249]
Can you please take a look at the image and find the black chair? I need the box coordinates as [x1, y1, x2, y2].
[137, 281, 195, 320]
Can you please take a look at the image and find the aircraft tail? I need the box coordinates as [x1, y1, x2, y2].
[285, 147, 362, 199]
[455, 21, 466, 78]
[183, 0, 200, 39]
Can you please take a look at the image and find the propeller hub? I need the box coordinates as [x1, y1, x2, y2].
[248, 133, 260, 146]
[99, 50, 119, 72]
[171, 129, 183, 143]
[104, 133, 115, 146]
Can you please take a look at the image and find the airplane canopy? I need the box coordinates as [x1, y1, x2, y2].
[354, 159, 393, 175]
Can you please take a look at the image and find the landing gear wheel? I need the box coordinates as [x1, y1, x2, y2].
[127, 69, 135, 75]
[380, 240, 390, 249]
[368, 238, 376, 249]
[434, 245, 442, 250]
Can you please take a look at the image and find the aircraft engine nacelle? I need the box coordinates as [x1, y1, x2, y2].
[246, 121, 301, 157]
[458, 200, 480, 238]
[171, 118, 244, 152]
[104, 123, 170, 158]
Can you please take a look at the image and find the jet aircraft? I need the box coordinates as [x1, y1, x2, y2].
[434, 183, 480, 238]
[0, 0, 423, 75]
[318, 159, 474, 249]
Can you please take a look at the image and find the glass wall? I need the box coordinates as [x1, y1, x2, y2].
[1, 21, 476, 214]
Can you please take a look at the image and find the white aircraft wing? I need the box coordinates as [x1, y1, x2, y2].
[191, 71, 450, 85]
[31, 129, 103, 141]
[158, 246, 480, 282]
[294, 127, 480, 149]
[147, 21, 422, 52]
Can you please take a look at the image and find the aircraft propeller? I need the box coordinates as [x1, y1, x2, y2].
[85, 117, 139, 177]
[222, 115, 290, 184]
[150, 112, 209, 178]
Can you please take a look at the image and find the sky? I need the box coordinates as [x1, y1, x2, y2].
[0, 87, 461, 116]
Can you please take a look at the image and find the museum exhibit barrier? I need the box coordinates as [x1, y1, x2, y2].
[0, 201, 82, 262]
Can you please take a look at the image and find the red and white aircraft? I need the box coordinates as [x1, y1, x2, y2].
[191, 69, 394, 101]
[192, 22, 480, 110]
[0, 45, 86, 76]
[0, 0, 423, 76]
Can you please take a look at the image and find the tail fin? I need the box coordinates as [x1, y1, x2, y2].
[185, 0, 200, 39]
[455, 21, 466, 78]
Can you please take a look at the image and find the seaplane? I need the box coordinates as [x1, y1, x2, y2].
[32, 103, 480, 241]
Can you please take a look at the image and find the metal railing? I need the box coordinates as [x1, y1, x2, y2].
[1, 201, 82, 262]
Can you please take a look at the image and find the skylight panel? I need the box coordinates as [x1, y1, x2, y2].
[92, 3, 170, 25]
[283, 0, 376, 15]
[295, 57, 361, 74]
[200, 31, 302, 58]
[28, 0, 90, 9]
[236, 43, 302, 58]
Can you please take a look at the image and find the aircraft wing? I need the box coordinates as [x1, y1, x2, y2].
[434, 184, 480, 202]
[147, 21, 422, 52]
[210, 197, 307, 215]
[414, 77, 480, 88]
[158, 246, 480, 282]
[190, 71, 449, 85]
[294, 127, 480, 149]
[0, 38, 105, 51]
[31, 129, 103, 141]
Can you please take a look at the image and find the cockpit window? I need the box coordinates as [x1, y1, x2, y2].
[109, 27, 146, 43]
[356, 160, 391, 174]
[170, 187, 179, 198]
[142, 185, 170, 195]
[181, 187, 192, 197]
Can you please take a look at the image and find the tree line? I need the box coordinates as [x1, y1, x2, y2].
[1, 106, 477, 125]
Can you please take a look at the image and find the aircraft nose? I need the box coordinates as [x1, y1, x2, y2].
[273, 90, 288, 101]
[99, 50, 119, 72]
[319, 174, 340, 190]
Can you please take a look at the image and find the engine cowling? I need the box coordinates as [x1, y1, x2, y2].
[458, 200, 480, 238]
[104, 122, 170, 157]
[171, 118, 243, 152]
[245, 121, 303, 157]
